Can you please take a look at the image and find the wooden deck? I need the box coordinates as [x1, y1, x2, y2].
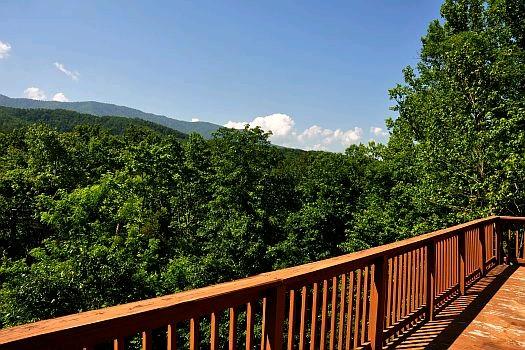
[387, 264, 525, 349]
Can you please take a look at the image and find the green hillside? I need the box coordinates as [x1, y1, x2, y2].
[0, 94, 221, 138]
[0, 106, 187, 138]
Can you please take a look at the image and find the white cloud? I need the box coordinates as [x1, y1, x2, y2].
[24, 88, 71, 102]
[52, 92, 69, 102]
[0, 41, 11, 59]
[250, 113, 295, 137]
[370, 126, 388, 137]
[225, 121, 249, 129]
[54, 62, 80, 81]
[224, 113, 364, 152]
[225, 113, 295, 137]
[298, 125, 363, 148]
[24, 87, 47, 100]
[191, 118, 200, 122]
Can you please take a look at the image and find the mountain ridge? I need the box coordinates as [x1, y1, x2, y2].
[0, 94, 222, 138]
[0, 105, 187, 138]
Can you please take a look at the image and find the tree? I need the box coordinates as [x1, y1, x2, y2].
[385, 0, 525, 232]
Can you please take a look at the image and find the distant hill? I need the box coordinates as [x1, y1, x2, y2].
[0, 106, 187, 138]
[0, 94, 222, 138]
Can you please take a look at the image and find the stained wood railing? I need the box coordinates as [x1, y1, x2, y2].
[0, 216, 524, 350]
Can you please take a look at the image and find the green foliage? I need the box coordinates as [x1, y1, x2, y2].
[0, 120, 363, 328]
[395, 0, 524, 219]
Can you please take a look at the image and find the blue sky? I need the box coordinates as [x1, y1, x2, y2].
[0, 0, 443, 151]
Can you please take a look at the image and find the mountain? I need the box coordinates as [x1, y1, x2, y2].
[0, 106, 187, 138]
[0, 94, 222, 138]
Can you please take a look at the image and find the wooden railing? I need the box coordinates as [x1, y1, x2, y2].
[0, 216, 524, 350]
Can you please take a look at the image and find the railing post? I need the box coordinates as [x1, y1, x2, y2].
[495, 220, 503, 265]
[458, 232, 466, 295]
[514, 227, 521, 262]
[369, 256, 388, 350]
[425, 241, 435, 321]
[265, 284, 286, 350]
[479, 224, 487, 275]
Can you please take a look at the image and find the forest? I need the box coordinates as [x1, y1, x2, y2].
[0, 0, 524, 329]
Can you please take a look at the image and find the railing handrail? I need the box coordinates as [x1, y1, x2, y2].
[272, 216, 501, 284]
[0, 215, 522, 348]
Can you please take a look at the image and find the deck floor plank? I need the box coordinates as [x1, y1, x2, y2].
[386, 265, 525, 349]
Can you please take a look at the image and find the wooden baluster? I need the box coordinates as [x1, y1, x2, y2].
[420, 248, 425, 308]
[521, 231, 525, 265]
[453, 236, 459, 288]
[299, 286, 307, 350]
[487, 224, 492, 262]
[411, 250, 417, 313]
[261, 298, 267, 350]
[469, 230, 474, 274]
[287, 290, 296, 350]
[449, 238, 453, 287]
[210, 313, 219, 350]
[443, 241, 446, 292]
[337, 274, 346, 350]
[309, 282, 319, 350]
[446, 238, 450, 290]
[385, 257, 393, 328]
[114, 338, 124, 350]
[414, 250, 419, 311]
[422, 247, 426, 307]
[465, 231, 469, 275]
[414, 249, 420, 309]
[142, 330, 152, 350]
[445, 239, 449, 291]
[167, 323, 177, 350]
[401, 253, 407, 318]
[516, 228, 519, 262]
[426, 242, 436, 321]
[360, 266, 369, 344]
[423, 247, 427, 309]
[450, 237, 454, 287]
[458, 232, 466, 295]
[345, 271, 355, 350]
[190, 318, 200, 350]
[329, 277, 337, 350]
[451, 237, 455, 287]
[369, 257, 388, 350]
[353, 269, 362, 349]
[490, 224, 495, 261]
[406, 251, 412, 316]
[434, 243, 439, 296]
[522, 228, 525, 259]
[246, 302, 254, 350]
[474, 227, 482, 273]
[392, 256, 399, 326]
[472, 229, 476, 272]
[437, 241, 442, 295]
[230, 307, 237, 350]
[480, 224, 487, 275]
[320, 280, 328, 350]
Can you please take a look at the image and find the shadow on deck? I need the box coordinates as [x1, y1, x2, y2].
[386, 264, 525, 350]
